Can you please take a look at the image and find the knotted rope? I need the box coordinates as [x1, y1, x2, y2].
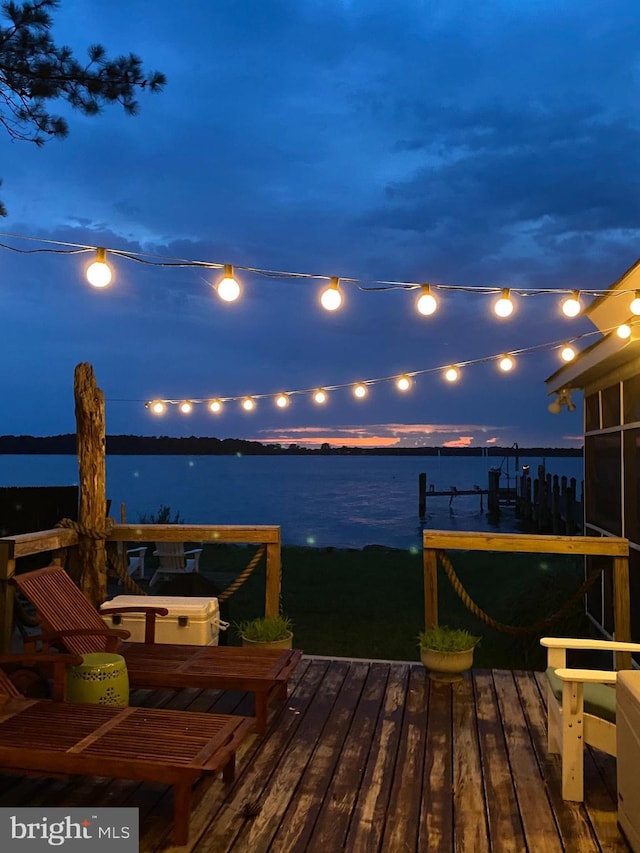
[55, 517, 146, 594]
[436, 548, 606, 636]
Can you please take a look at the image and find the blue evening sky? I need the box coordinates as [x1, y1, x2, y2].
[1, 0, 639, 448]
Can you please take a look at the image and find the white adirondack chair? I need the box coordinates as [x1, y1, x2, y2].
[150, 542, 203, 589]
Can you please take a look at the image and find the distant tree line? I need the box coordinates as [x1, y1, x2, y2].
[0, 434, 583, 457]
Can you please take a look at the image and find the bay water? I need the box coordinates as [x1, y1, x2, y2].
[0, 453, 583, 550]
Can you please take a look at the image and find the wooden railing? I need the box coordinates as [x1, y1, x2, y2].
[0, 524, 282, 655]
[423, 530, 631, 668]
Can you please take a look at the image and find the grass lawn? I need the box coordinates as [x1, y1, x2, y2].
[148, 542, 593, 671]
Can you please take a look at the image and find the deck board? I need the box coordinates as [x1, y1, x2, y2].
[0, 659, 630, 852]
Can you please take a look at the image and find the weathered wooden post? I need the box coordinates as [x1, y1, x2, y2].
[74, 362, 107, 606]
[419, 473, 427, 519]
[487, 468, 500, 517]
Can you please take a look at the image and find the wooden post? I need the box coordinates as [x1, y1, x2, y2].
[419, 473, 426, 519]
[74, 362, 107, 606]
[613, 555, 632, 670]
[265, 531, 282, 618]
[487, 468, 500, 517]
[0, 540, 16, 654]
[423, 547, 438, 629]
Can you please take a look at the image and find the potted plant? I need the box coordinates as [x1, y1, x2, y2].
[236, 614, 293, 649]
[418, 624, 480, 682]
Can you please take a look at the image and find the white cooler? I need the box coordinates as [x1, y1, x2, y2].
[101, 595, 225, 646]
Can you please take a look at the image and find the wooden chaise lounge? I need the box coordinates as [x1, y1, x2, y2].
[0, 652, 253, 845]
[13, 565, 302, 733]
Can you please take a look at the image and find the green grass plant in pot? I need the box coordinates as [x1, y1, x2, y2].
[236, 614, 294, 649]
[418, 625, 480, 683]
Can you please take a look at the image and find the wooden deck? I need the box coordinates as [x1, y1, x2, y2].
[0, 657, 630, 851]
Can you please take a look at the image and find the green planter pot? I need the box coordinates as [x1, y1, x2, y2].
[420, 647, 475, 683]
[241, 631, 293, 650]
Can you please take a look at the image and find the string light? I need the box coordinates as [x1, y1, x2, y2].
[562, 290, 582, 318]
[353, 383, 367, 399]
[217, 264, 240, 302]
[416, 285, 438, 316]
[320, 277, 342, 311]
[444, 366, 460, 382]
[631, 291, 640, 315]
[617, 324, 632, 339]
[493, 288, 514, 318]
[275, 393, 289, 408]
[179, 401, 192, 414]
[208, 399, 223, 413]
[498, 354, 515, 372]
[142, 322, 635, 416]
[242, 396, 255, 411]
[86, 247, 112, 288]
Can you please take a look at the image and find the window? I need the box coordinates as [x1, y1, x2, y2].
[585, 392, 600, 431]
[585, 433, 622, 535]
[601, 383, 621, 429]
[623, 374, 640, 424]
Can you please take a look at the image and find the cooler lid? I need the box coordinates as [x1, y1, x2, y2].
[103, 595, 219, 617]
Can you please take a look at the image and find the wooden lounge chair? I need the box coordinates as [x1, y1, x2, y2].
[13, 565, 302, 733]
[0, 652, 253, 845]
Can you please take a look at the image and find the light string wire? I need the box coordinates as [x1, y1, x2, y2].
[103, 324, 628, 408]
[0, 230, 634, 297]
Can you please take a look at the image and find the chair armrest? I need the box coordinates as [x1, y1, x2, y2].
[99, 606, 169, 644]
[0, 652, 84, 701]
[184, 549, 203, 557]
[48, 626, 130, 652]
[126, 546, 147, 555]
[554, 667, 618, 685]
[541, 637, 640, 652]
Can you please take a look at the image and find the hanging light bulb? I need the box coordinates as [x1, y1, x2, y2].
[208, 399, 223, 413]
[353, 383, 367, 399]
[493, 288, 514, 318]
[320, 277, 342, 311]
[148, 400, 166, 415]
[416, 285, 438, 316]
[562, 290, 582, 318]
[444, 366, 460, 382]
[275, 393, 289, 408]
[86, 247, 113, 288]
[630, 291, 640, 316]
[498, 355, 515, 372]
[617, 323, 632, 339]
[313, 389, 328, 404]
[217, 264, 241, 302]
[396, 375, 411, 391]
[560, 345, 576, 362]
[179, 401, 192, 414]
[242, 396, 255, 411]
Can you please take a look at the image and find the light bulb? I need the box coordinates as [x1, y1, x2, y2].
[562, 291, 581, 318]
[320, 277, 342, 311]
[275, 393, 289, 408]
[217, 264, 240, 302]
[493, 288, 514, 318]
[179, 401, 192, 414]
[617, 323, 631, 339]
[208, 399, 223, 413]
[548, 398, 563, 414]
[498, 355, 515, 372]
[396, 375, 411, 391]
[416, 285, 437, 316]
[444, 367, 459, 382]
[353, 383, 367, 399]
[314, 389, 327, 404]
[560, 345, 576, 362]
[86, 247, 112, 288]
[149, 401, 166, 415]
[242, 397, 255, 411]
[631, 291, 640, 315]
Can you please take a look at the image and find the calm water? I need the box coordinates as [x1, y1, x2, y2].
[0, 454, 583, 550]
